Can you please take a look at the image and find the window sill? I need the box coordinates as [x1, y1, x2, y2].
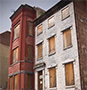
[9, 61, 18, 67]
[49, 52, 56, 56]
[65, 85, 75, 89]
[49, 87, 57, 90]
[62, 15, 70, 21]
[28, 34, 33, 37]
[48, 24, 55, 29]
[37, 32, 43, 36]
[63, 45, 73, 50]
[37, 57, 43, 61]
[12, 37, 19, 42]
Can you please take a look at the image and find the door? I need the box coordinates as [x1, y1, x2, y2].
[38, 71, 43, 90]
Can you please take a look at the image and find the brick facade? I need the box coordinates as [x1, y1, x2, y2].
[8, 5, 36, 90]
[74, 0, 87, 89]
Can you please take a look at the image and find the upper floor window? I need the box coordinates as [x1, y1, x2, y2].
[48, 16, 55, 28]
[28, 21, 33, 36]
[13, 47, 18, 63]
[65, 62, 75, 86]
[14, 24, 20, 39]
[37, 43, 42, 59]
[49, 36, 55, 54]
[49, 67, 56, 88]
[63, 29, 72, 49]
[37, 24, 43, 35]
[28, 45, 33, 61]
[62, 7, 70, 20]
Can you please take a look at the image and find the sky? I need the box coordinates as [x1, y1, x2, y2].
[0, 0, 60, 33]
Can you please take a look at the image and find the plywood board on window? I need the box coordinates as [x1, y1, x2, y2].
[49, 67, 56, 88]
[65, 63, 75, 86]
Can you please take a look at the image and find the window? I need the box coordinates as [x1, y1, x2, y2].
[27, 74, 33, 90]
[9, 77, 13, 90]
[37, 24, 42, 35]
[49, 67, 56, 88]
[14, 24, 20, 39]
[28, 21, 33, 35]
[48, 16, 55, 28]
[65, 63, 75, 86]
[14, 75, 18, 90]
[49, 36, 55, 54]
[63, 29, 72, 48]
[38, 71, 43, 90]
[37, 43, 42, 59]
[28, 45, 33, 61]
[62, 7, 70, 20]
[13, 47, 18, 63]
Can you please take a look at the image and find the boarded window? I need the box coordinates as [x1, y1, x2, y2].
[48, 16, 55, 28]
[28, 22, 33, 35]
[13, 47, 18, 63]
[49, 36, 55, 54]
[37, 24, 42, 35]
[62, 7, 70, 20]
[65, 63, 75, 86]
[9, 77, 13, 90]
[49, 67, 56, 88]
[14, 24, 20, 39]
[27, 74, 33, 90]
[14, 75, 18, 90]
[63, 29, 72, 48]
[38, 71, 43, 90]
[37, 43, 42, 59]
[28, 45, 33, 61]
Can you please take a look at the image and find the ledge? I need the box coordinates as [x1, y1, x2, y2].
[34, 62, 46, 69]
[12, 37, 19, 42]
[62, 58, 75, 65]
[65, 85, 75, 89]
[9, 60, 33, 67]
[62, 15, 70, 21]
[28, 34, 33, 37]
[49, 87, 57, 90]
[48, 24, 55, 29]
[37, 57, 43, 61]
[8, 71, 34, 77]
[37, 32, 43, 36]
[48, 52, 56, 56]
[63, 45, 73, 50]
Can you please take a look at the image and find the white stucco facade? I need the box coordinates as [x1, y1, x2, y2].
[35, 2, 81, 90]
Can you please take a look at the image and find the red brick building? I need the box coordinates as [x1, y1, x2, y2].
[8, 5, 36, 90]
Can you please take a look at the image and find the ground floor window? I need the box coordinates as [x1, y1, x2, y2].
[14, 75, 18, 90]
[9, 76, 13, 90]
[49, 67, 56, 88]
[27, 74, 33, 90]
[65, 62, 75, 86]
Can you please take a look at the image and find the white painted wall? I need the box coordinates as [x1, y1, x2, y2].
[35, 2, 81, 90]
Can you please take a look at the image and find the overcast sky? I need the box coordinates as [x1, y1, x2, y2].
[0, 0, 60, 33]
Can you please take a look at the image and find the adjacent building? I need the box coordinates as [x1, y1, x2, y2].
[8, 0, 87, 90]
[0, 31, 10, 90]
[8, 4, 45, 90]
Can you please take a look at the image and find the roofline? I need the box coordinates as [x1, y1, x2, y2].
[34, 0, 73, 26]
[10, 4, 35, 19]
[0, 30, 11, 35]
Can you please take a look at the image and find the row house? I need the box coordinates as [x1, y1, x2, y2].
[34, 0, 87, 90]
